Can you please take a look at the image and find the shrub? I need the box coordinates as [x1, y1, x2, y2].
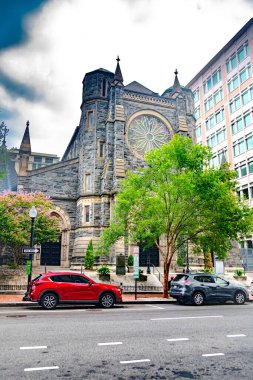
[176, 255, 184, 267]
[8, 261, 19, 269]
[234, 268, 243, 277]
[202, 268, 213, 273]
[127, 254, 134, 266]
[85, 240, 94, 269]
[97, 265, 110, 275]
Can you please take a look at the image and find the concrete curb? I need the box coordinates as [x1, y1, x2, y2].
[0, 300, 176, 307]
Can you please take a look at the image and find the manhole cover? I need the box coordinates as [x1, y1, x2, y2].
[6, 315, 27, 318]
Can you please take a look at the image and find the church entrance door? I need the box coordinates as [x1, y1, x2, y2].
[41, 240, 61, 266]
[139, 244, 160, 268]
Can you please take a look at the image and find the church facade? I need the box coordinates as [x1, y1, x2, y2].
[18, 59, 195, 267]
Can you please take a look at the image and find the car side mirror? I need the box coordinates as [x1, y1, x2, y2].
[88, 280, 93, 286]
[226, 281, 230, 285]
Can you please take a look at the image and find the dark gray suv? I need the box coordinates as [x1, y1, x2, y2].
[169, 273, 249, 306]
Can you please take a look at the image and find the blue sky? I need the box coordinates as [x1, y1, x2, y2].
[0, 0, 253, 157]
[0, 0, 46, 49]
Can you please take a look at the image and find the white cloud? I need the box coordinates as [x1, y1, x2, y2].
[0, 0, 252, 157]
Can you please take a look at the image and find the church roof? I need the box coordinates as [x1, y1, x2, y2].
[124, 81, 157, 95]
[84, 68, 114, 78]
[19, 121, 31, 154]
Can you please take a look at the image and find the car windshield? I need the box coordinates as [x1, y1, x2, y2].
[173, 274, 189, 282]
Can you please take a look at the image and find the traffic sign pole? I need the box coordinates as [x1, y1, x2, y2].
[133, 246, 139, 300]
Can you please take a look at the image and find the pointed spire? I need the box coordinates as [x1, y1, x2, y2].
[113, 56, 124, 84]
[172, 69, 182, 93]
[19, 120, 31, 154]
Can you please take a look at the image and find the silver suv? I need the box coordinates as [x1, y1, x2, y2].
[169, 273, 249, 306]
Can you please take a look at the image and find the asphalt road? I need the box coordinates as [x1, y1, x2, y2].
[0, 302, 253, 379]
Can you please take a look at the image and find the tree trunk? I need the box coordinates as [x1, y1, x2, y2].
[163, 262, 169, 298]
[204, 248, 213, 271]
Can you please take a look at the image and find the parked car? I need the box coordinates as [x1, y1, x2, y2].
[25, 272, 123, 309]
[169, 273, 249, 306]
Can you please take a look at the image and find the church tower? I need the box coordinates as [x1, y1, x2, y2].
[18, 121, 31, 176]
[69, 59, 195, 261]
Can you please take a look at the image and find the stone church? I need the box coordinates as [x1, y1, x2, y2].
[18, 58, 195, 268]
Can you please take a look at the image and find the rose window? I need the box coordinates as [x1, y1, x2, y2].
[127, 114, 171, 159]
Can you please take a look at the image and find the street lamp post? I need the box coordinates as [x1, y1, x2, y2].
[147, 251, 151, 274]
[26, 206, 37, 292]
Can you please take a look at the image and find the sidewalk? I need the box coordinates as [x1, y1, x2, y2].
[0, 293, 173, 307]
[0, 293, 173, 306]
[0, 292, 252, 307]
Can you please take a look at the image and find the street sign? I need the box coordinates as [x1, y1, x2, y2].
[22, 248, 40, 254]
[133, 246, 139, 278]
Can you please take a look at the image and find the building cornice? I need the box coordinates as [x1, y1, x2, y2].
[187, 18, 253, 87]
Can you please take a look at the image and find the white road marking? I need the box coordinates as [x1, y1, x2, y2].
[167, 338, 189, 342]
[146, 305, 165, 310]
[120, 359, 150, 364]
[98, 342, 122, 346]
[24, 366, 59, 372]
[202, 353, 224, 357]
[20, 346, 47, 350]
[227, 334, 246, 338]
[151, 315, 223, 321]
[103, 308, 156, 312]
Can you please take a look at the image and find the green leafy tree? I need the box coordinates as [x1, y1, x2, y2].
[85, 240, 94, 269]
[0, 191, 60, 264]
[98, 135, 253, 298]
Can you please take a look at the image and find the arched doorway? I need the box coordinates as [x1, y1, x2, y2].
[41, 237, 61, 266]
[139, 244, 160, 267]
[39, 208, 71, 268]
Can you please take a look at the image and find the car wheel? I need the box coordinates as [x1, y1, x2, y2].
[192, 291, 205, 306]
[99, 292, 115, 308]
[40, 292, 58, 310]
[234, 291, 246, 305]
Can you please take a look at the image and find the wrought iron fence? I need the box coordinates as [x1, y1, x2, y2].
[122, 285, 163, 292]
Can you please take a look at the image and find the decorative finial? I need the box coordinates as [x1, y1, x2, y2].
[26, 120, 30, 128]
[114, 56, 123, 83]
[174, 69, 178, 76]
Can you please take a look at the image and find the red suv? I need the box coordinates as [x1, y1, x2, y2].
[25, 272, 122, 309]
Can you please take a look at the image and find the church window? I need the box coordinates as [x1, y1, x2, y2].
[85, 205, 90, 223]
[85, 174, 91, 192]
[101, 79, 107, 97]
[86, 111, 94, 129]
[99, 142, 105, 158]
